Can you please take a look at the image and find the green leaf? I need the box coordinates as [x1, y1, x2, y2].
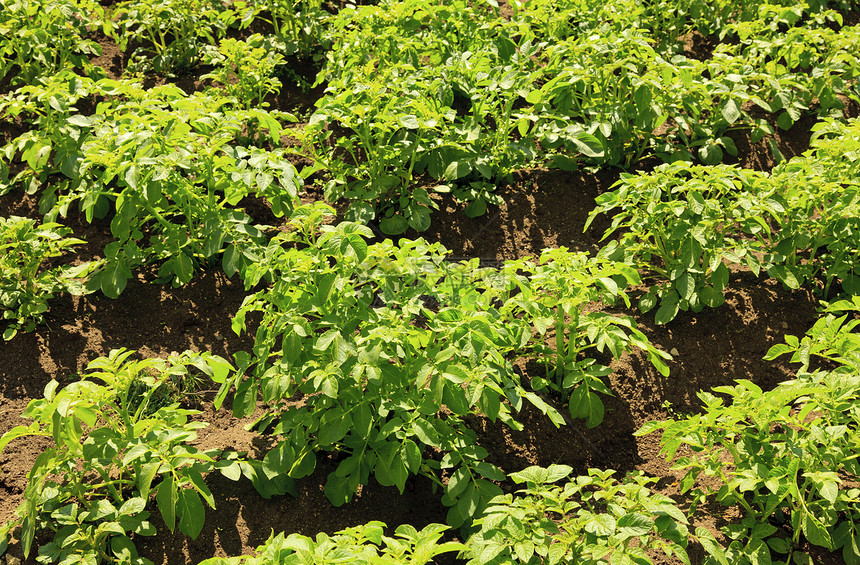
[721, 99, 741, 124]
[802, 514, 832, 548]
[699, 286, 725, 308]
[67, 115, 94, 127]
[399, 114, 420, 129]
[777, 111, 794, 131]
[118, 498, 146, 517]
[222, 244, 241, 277]
[188, 468, 215, 508]
[407, 205, 431, 232]
[464, 198, 487, 218]
[216, 461, 241, 481]
[819, 480, 838, 504]
[156, 474, 177, 532]
[100, 259, 132, 299]
[767, 265, 801, 289]
[699, 143, 724, 165]
[400, 439, 422, 473]
[573, 132, 604, 157]
[318, 407, 352, 446]
[178, 489, 205, 539]
[654, 299, 680, 325]
[767, 537, 790, 554]
[568, 386, 604, 428]
[138, 461, 160, 500]
[639, 292, 659, 313]
[547, 154, 578, 171]
[712, 262, 729, 291]
[675, 273, 695, 300]
[747, 538, 773, 565]
[380, 215, 408, 235]
[443, 160, 471, 181]
[324, 473, 351, 506]
[443, 381, 469, 416]
[617, 513, 653, 538]
[587, 514, 617, 536]
[697, 527, 729, 565]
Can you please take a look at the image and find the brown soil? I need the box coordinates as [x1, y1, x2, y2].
[1, 20, 858, 565]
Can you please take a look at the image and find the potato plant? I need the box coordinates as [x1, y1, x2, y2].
[217, 203, 667, 528]
[0, 349, 242, 562]
[0, 0, 104, 87]
[2, 0, 860, 561]
[586, 162, 781, 323]
[108, 0, 245, 72]
[464, 465, 704, 565]
[637, 301, 860, 565]
[199, 522, 463, 565]
[768, 118, 860, 296]
[0, 216, 95, 340]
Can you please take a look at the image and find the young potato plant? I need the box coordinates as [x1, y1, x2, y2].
[464, 465, 707, 565]
[501, 247, 670, 428]
[303, 66, 449, 234]
[0, 0, 104, 87]
[723, 7, 860, 124]
[636, 301, 860, 565]
[0, 349, 242, 563]
[586, 162, 783, 324]
[259, 0, 329, 57]
[527, 28, 660, 169]
[108, 0, 245, 72]
[6, 77, 301, 297]
[218, 203, 667, 528]
[201, 34, 285, 110]
[0, 216, 97, 340]
[767, 118, 860, 297]
[199, 522, 463, 565]
[309, 0, 597, 232]
[0, 71, 100, 199]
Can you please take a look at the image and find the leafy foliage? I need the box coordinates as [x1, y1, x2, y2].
[767, 117, 860, 296]
[108, 0, 247, 72]
[0, 0, 104, 87]
[219, 203, 666, 528]
[0, 349, 240, 562]
[199, 522, 463, 565]
[0, 216, 95, 340]
[201, 34, 285, 110]
[2, 74, 301, 297]
[586, 162, 781, 323]
[637, 300, 860, 565]
[464, 465, 701, 565]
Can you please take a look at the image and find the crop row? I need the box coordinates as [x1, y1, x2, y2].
[3, 0, 860, 236]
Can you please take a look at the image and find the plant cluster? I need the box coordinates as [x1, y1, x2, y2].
[588, 117, 860, 323]
[0, 0, 103, 87]
[0, 349, 242, 563]
[1, 0, 860, 562]
[302, 0, 860, 232]
[2, 73, 301, 297]
[107, 0, 249, 72]
[200, 522, 463, 565]
[201, 34, 286, 110]
[637, 299, 860, 564]
[465, 465, 702, 565]
[0, 215, 95, 340]
[218, 202, 668, 528]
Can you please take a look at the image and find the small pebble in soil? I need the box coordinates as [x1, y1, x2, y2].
[781, 321, 789, 329]
[670, 347, 680, 357]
